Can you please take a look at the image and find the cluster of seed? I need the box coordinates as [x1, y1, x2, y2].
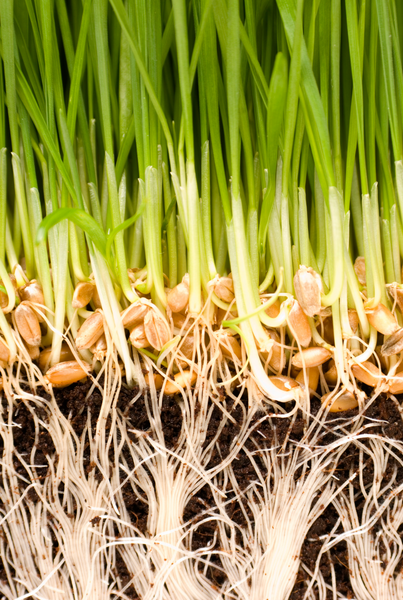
[1, 258, 403, 407]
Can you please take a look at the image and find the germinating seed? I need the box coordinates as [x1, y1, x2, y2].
[15, 302, 42, 347]
[261, 329, 283, 373]
[45, 360, 91, 388]
[19, 280, 45, 322]
[324, 363, 338, 386]
[129, 323, 149, 349]
[0, 338, 10, 363]
[268, 375, 300, 392]
[144, 372, 164, 390]
[388, 372, 403, 395]
[288, 300, 312, 347]
[144, 310, 170, 351]
[72, 282, 95, 308]
[292, 347, 332, 369]
[293, 266, 323, 317]
[387, 283, 403, 314]
[75, 310, 104, 349]
[164, 370, 197, 395]
[214, 276, 235, 303]
[296, 366, 320, 393]
[364, 303, 399, 336]
[167, 281, 189, 313]
[121, 301, 149, 329]
[351, 361, 383, 387]
[321, 390, 358, 412]
[218, 332, 242, 361]
[39, 343, 75, 373]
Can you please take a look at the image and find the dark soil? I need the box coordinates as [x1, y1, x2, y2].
[0, 381, 402, 599]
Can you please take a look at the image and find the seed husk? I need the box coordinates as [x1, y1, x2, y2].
[167, 281, 189, 313]
[15, 302, 42, 347]
[348, 309, 359, 334]
[144, 372, 164, 390]
[321, 390, 358, 412]
[214, 276, 234, 303]
[129, 323, 149, 348]
[292, 347, 332, 369]
[293, 266, 323, 317]
[72, 282, 95, 308]
[164, 370, 197, 395]
[381, 328, 403, 357]
[218, 332, 242, 361]
[75, 310, 104, 350]
[144, 310, 170, 351]
[45, 360, 91, 388]
[365, 303, 399, 335]
[288, 300, 312, 347]
[0, 338, 10, 364]
[354, 256, 366, 285]
[351, 361, 383, 387]
[296, 367, 320, 393]
[269, 375, 299, 392]
[121, 301, 149, 329]
[91, 334, 107, 361]
[39, 343, 75, 372]
[388, 372, 403, 395]
[387, 284, 403, 313]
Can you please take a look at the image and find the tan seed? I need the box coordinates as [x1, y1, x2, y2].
[121, 301, 149, 329]
[15, 302, 41, 347]
[144, 372, 164, 390]
[164, 370, 197, 395]
[388, 372, 403, 395]
[293, 266, 323, 317]
[129, 323, 149, 349]
[179, 335, 194, 359]
[296, 367, 320, 394]
[365, 303, 398, 335]
[261, 329, 283, 373]
[39, 343, 75, 373]
[381, 328, 403, 357]
[91, 334, 107, 361]
[24, 342, 40, 361]
[72, 282, 95, 309]
[0, 338, 10, 363]
[76, 310, 104, 350]
[318, 315, 335, 345]
[354, 257, 366, 285]
[268, 375, 299, 392]
[167, 282, 189, 313]
[288, 300, 312, 347]
[218, 332, 242, 361]
[321, 390, 358, 412]
[144, 310, 170, 351]
[214, 277, 235, 303]
[45, 360, 91, 388]
[351, 361, 383, 387]
[324, 363, 338, 386]
[19, 280, 45, 306]
[292, 347, 332, 369]
[265, 299, 281, 319]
